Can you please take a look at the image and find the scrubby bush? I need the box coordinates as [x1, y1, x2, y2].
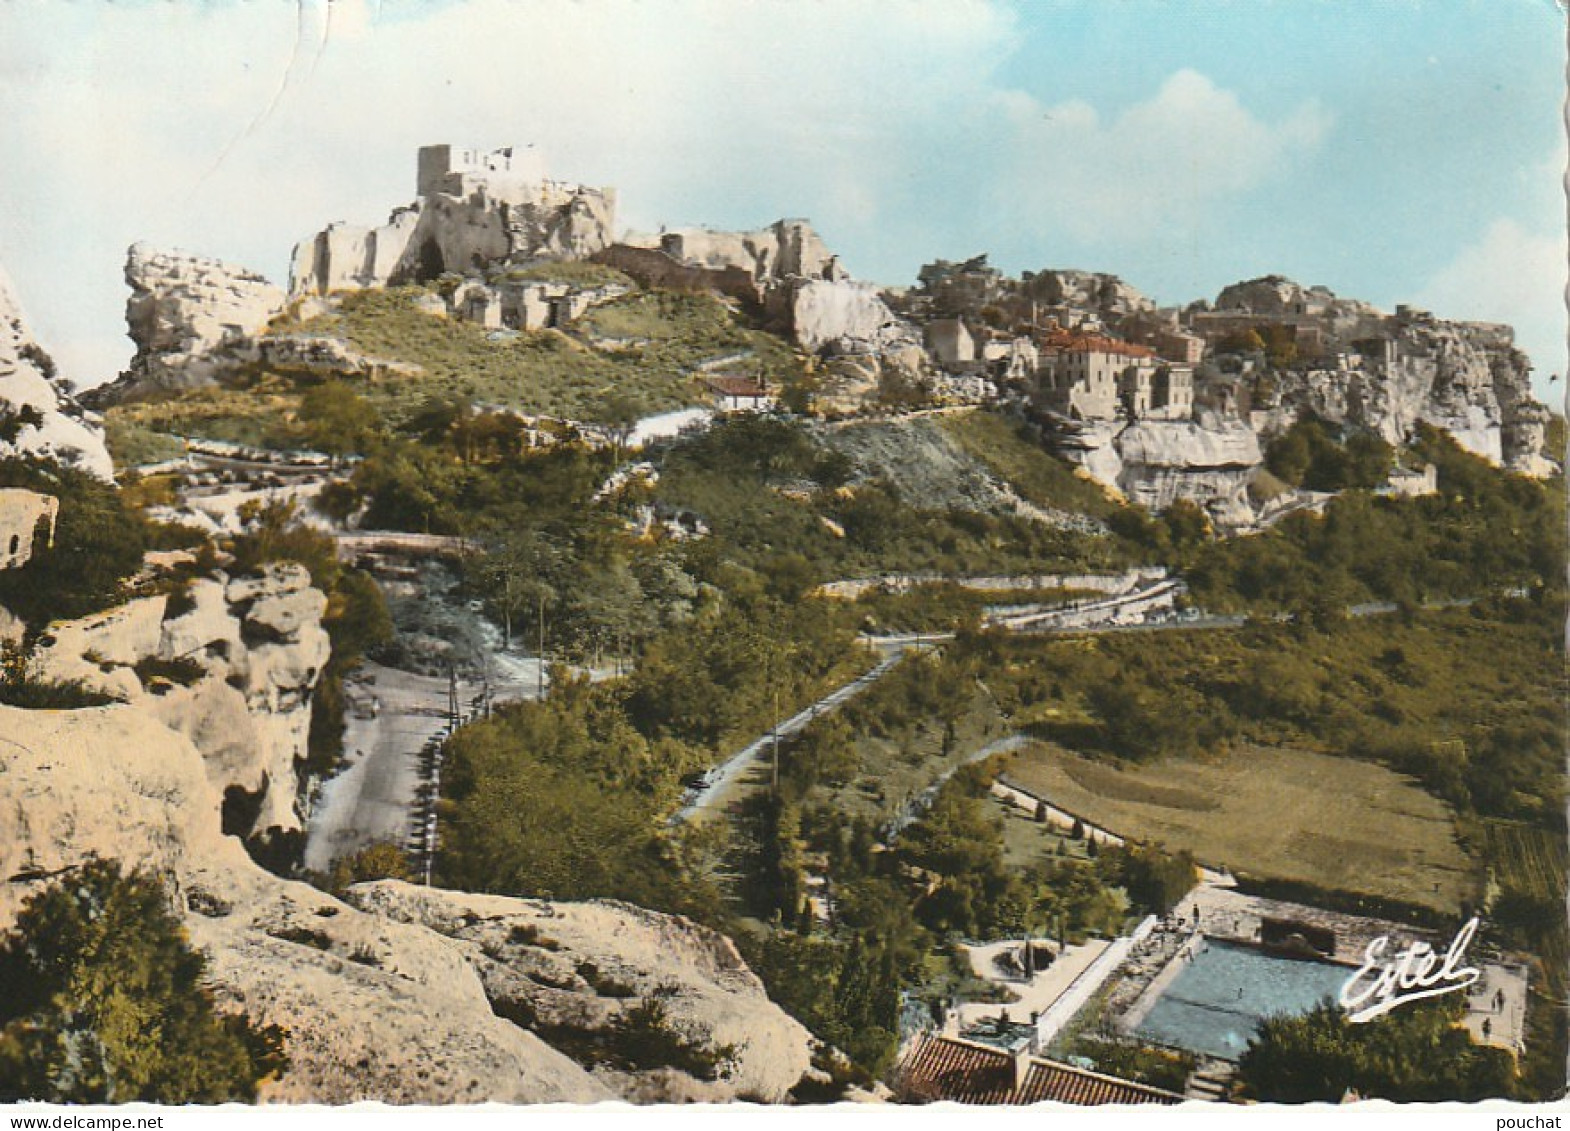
[0, 860, 286, 1103]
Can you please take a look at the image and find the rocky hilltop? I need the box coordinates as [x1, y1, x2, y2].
[0, 264, 113, 478]
[1201, 274, 1550, 474]
[119, 243, 288, 392]
[0, 699, 813, 1103]
[76, 147, 1559, 516]
[290, 144, 616, 296]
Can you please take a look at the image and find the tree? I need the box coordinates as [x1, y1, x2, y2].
[1238, 1000, 1515, 1103]
[0, 860, 286, 1103]
[297, 381, 382, 457]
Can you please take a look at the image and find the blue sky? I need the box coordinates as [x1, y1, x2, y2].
[0, 0, 1564, 403]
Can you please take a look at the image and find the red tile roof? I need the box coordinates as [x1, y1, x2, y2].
[1039, 329, 1156, 359]
[704, 376, 771, 398]
[896, 1035, 1184, 1106]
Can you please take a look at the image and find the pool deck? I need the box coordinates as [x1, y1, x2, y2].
[954, 937, 1111, 1030]
[1113, 884, 1530, 1059]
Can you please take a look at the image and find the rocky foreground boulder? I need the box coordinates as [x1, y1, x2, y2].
[0, 702, 814, 1103]
[29, 562, 330, 840]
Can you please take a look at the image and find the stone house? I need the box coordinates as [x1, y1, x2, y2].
[1378, 463, 1439, 498]
[451, 278, 628, 332]
[926, 318, 975, 368]
[1036, 331, 1158, 421]
[1147, 364, 1195, 421]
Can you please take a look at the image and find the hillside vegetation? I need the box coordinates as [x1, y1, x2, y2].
[278, 285, 800, 425]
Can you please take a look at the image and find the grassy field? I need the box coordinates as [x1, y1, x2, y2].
[103, 386, 308, 465]
[998, 741, 1477, 912]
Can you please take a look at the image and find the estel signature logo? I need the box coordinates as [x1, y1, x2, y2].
[1338, 917, 1481, 1023]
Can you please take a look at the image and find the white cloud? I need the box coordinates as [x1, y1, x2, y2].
[1416, 217, 1568, 399]
[988, 69, 1332, 242]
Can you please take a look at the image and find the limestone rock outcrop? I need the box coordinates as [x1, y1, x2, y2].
[781, 279, 911, 355]
[347, 884, 815, 1103]
[1114, 418, 1262, 525]
[908, 255, 1151, 330]
[0, 262, 114, 479]
[0, 703, 813, 1104]
[1022, 268, 1154, 322]
[29, 562, 329, 838]
[115, 243, 287, 393]
[1231, 287, 1552, 472]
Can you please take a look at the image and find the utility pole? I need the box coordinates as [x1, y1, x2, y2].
[537, 590, 546, 700]
[771, 684, 780, 792]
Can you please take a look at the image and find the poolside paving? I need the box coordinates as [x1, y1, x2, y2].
[954, 937, 1111, 1030]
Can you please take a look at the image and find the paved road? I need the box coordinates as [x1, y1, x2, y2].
[671, 645, 920, 824]
[302, 655, 547, 872]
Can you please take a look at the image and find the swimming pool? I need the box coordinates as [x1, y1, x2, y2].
[1133, 939, 1350, 1061]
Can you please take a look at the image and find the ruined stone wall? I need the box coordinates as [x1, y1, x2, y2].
[0, 488, 57, 569]
[590, 245, 761, 304]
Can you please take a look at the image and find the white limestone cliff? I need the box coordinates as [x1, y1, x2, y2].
[1115, 419, 1263, 525]
[0, 263, 114, 479]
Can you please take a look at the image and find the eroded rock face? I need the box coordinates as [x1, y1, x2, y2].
[1023, 268, 1153, 321]
[30, 562, 329, 838]
[0, 705, 607, 1104]
[784, 279, 909, 355]
[346, 884, 815, 1102]
[0, 704, 811, 1104]
[1213, 278, 1552, 473]
[0, 263, 114, 479]
[117, 243, 287, 393]
[1115, 419, 1262, 525]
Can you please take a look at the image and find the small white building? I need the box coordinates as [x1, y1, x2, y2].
[705, 376, 775, 413]
[1379, 463, 1439, 498]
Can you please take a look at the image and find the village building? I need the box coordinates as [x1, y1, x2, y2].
[979, 335, 1039, 384]
[925, 318, 975, 368]
[704, 376, 775, 413]
[0, 488, 58, 570]
[1035, 330, 1159, 421]
[1378, 462, 1439, 498]
[1147, 364, 1195, 420]
[895, 1033, 1184, 1106]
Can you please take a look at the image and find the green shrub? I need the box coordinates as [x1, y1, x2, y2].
[0, 860, 286, 1103]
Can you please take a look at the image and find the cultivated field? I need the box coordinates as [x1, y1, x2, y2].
[999, 742, 1478, 912]
[1483, 819, 1568, 902]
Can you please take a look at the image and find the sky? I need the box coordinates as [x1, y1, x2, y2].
[0, 0, 1564, 404]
